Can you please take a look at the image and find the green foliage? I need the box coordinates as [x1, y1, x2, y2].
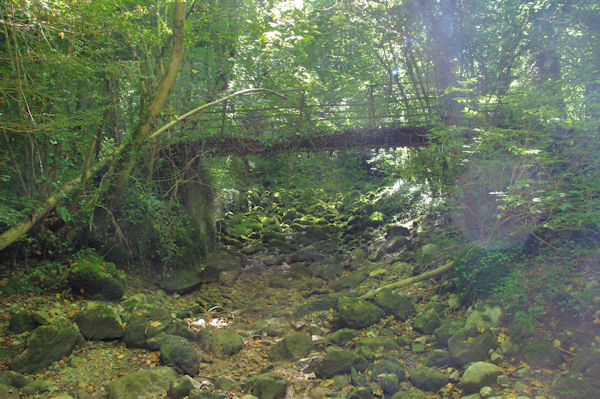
[0, 260, 69, 296]
[453, 245, 511, 306]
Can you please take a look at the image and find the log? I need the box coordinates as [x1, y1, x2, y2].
[360, 260, 454, 300]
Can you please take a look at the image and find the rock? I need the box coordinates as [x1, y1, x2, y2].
[331, 269, 368, 290]
[385, 236, 409, 253]
[0, 383, 19, 399]
[448, 327, 496, 366]
[434, 316, 463, 346]
[348, 387, 372, 399]
[464, 304, 503, 330]
[199, 251, 243, 281]
[9, 322, 82, 373]
[391, 262, 412, 277]
[168, 376, 196, 399]
[420, 244, 439, 260]
[572, 347, 600, 380]
[552, 375, 600, 399]
[0, 370, 33, 388]
[215, 375, 242, 392]
[157, 267, 205, 294]
[337, 297, 385, 329]
[424, 349, 454, 368]
[522, 340, 563, 368]
[314, 349, 368, 378]
[8, 311, 37, 333]
[460, 362, 502, 394]
[378, 373, 399, 394]
[105, 367, 178, 399]
[269, 332, 312, 362]
[350, 248, 367, 268]
[244, 373, 287, 399]
[69, 250, 126, 300]
[21, 380, 49, 395]
[74, 304, 124, 340]
[413, 308, 441, 334]
[189, 390, 228, 399]
[327, 328, 359, 346]
[158, 334, 199, 375]
[391, 388, 428, 399]
[121, 293, 152, 313]
[253, 318, 288, 337]
[461, 394, 482, 399]
[200, 327, 244, 357]
[479, 385, 493, 398]
[371, 359, 406, 380]
[409, 367, 449, 392]
[289, 245, 325, 263]
[356, 336, 399, 352]
[373, 289, 416, 320]
[294, 295, 338, 316]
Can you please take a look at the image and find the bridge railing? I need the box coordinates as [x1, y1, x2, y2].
[186, 84, 439, 139]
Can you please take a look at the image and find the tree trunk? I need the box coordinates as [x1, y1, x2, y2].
[111, 0, 187, 195]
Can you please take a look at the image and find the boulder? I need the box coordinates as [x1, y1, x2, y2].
[391, 388, 428, 399]
[158, 334, 199, 375]
[70, 251, 126, 300]
[464, 304, 503, 330]
[420, 244, 439, 260]
[331, 269, 368, 290]
[433, 316, 463, 346]
[269, 332, 311, 362]
[348, 387, 372, 399]
[199, 251, 243, 281]
[409, 367, 449, 392]
[244, 373, 287, 399]
[214, 375, 242, 392]
[158, 267, 206, 294]
[293, 294, 338, 316]
[327, 329, 359, 346]
[413, 308, 441, 334]
[522, 340, 563, 368]
[373, 289, 416, 320]
[253, 318, 288, 337]
[424, 349, 454, 368]
[337, 297, 385, 329]
[370, 359, 406, 380]
[377, 373, 399, 394]
[201, 327, 244, 357]
[390, 262, 412, 277]
[356, 336, 399, 352]
[105, 367, 178, 399]
[10, 322, 82, 373]
[0, 370, 33, 388]
[8, 311, 37, 333]
[552, 375, 600, 399]
[460, 361, 502, 394]
[314, 349, 368, 378]
[448, 327, 496, 366]
[74, 304, 124, 340]
[168, 376, 196, 398]
[572, 347, 600, 380]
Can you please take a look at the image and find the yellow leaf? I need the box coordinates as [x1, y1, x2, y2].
[553, 339, 561, 347]
[595, 336, 600, 343]
[467, 337, 474, 343]
[477, 327, 486, 333]
[323, 379, 335, 387]
[59, 32, 64, 40]
[191, 69, 198, 74]
[149, 320, 162, 327]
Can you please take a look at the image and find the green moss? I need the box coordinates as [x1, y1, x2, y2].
[70, 250, 126, 300]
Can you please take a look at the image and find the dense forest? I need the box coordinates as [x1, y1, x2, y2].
[0, 1, 599, 398]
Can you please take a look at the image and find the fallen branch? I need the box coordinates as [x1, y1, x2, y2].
[360, 260, 454, 300]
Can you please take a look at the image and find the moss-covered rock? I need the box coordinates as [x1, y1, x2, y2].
[408, 367, 449, 392]
[551, 375, 600, 399]
[460, 361, 501, 394]
[293, 294, 338, 317]
[201, 327, 244, 357]
[69, 250, 126, 300]
[448, 327, 496, 366]
[269, 332, 312, 362]
[433, 316, 463, 346]
[356, 336, 399, 352]
[337, 297, 385, 329]
[522, 340, 563, 368]
[391, 388, 428, 399]
[10, 322, 82, 373]
[8, 311, 37, 334]
[244, 373, 287, 399]
[105, 367, 178, 399]
[373, 289, 416, 320]
[327, 328, 359, 346]
[74, 304, 123, 340]
[314, 348, 368, 378]
[370, 359, 406, 380]
[413, 308, 441, 334]
[158, 334, 199, 375]
[331, 269, 368, 290]
[424, 349, 454, 368]
[214, 375, 242, 392]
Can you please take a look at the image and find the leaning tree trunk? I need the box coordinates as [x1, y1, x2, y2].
[110, 0, 186, 195]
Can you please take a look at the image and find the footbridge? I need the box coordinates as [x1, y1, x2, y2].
[178, 84, 440, 155]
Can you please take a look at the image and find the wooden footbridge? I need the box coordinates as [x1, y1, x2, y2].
[178, 83, 439, 155]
